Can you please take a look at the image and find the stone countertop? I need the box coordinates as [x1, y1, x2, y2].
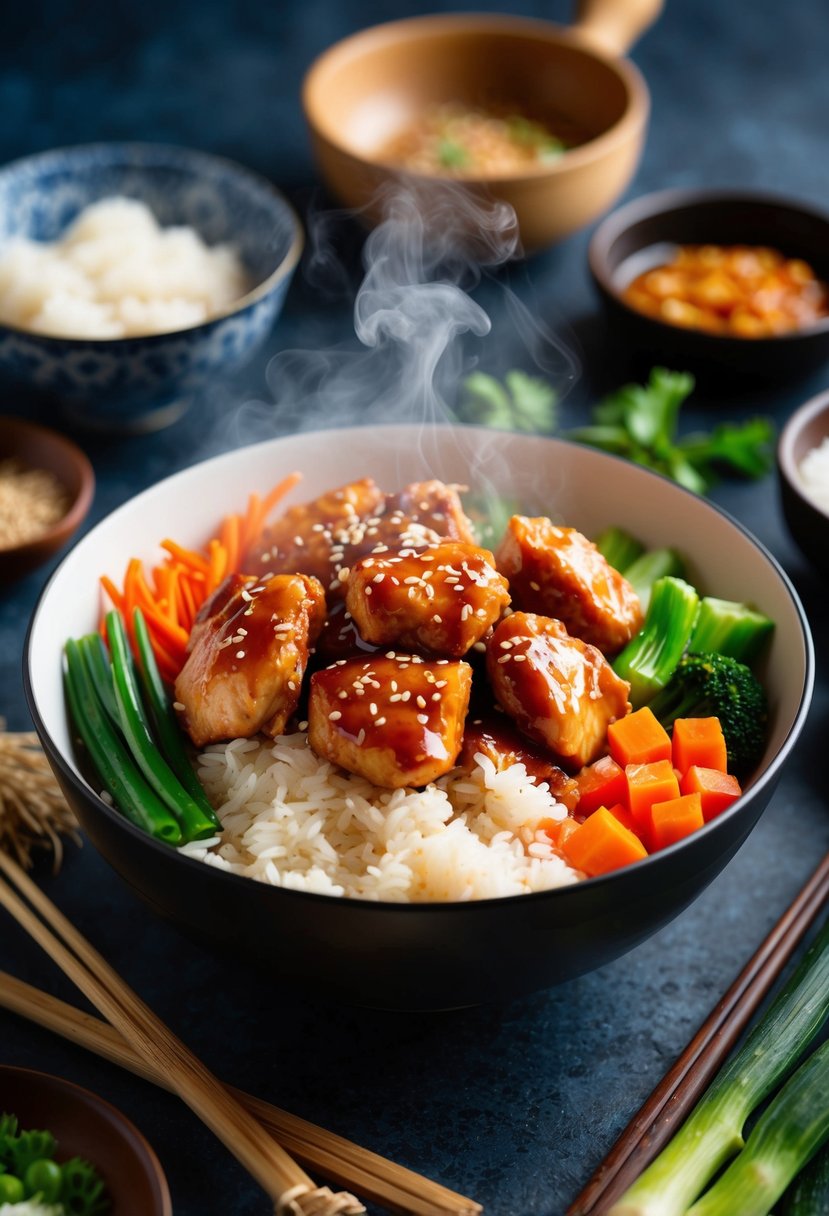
[2, 1, 828, 1212]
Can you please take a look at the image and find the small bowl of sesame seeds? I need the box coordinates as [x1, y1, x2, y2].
[0, 416, 94, 582]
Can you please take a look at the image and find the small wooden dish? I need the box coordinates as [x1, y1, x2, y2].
[0, 417, 94, 582]
[0, 1064, 171, 1215]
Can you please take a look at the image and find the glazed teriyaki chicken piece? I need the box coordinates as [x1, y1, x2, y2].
[308, 653, 473, 788]
[245, 478, 476, 600]
[175, 572, 326, 748]
[486, 611, 631, 770]
[495, 516, 643, 655]
[344, 541, 510, 658]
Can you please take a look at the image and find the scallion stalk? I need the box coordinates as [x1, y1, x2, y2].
[610, 918, 829, 1216]
[687, 1040, 829, 1216]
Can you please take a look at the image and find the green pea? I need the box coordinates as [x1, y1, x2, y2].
[24, 1157, 63, 1202]
[0, 1173, 25, 1203]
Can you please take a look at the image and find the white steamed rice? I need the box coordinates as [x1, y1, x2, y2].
[182, 731, 580, 901]
[0, 197, 249, 339]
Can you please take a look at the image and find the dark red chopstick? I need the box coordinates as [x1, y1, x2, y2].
[567, 850, 829, 1216]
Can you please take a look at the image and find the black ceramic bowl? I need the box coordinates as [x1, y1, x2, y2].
[778, 387, 829, 576]
[589, 188, 829, 381]
[24, 426, 814, 1010]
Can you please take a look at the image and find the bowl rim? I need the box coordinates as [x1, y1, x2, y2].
[0, 1064, 172, 1216]
[778, 385, 829, 499]
[588, 185, 829, 344]
[301, 11, 650, 186]
[0, 140, 304, 345]
[24, 424, 815, 913]
[0, 415, 95, 559]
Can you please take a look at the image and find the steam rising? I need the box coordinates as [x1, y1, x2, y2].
[207, 181, 579, 488]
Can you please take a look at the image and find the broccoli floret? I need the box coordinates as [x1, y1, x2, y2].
[613, 575, 700, 707]
[648, 652, 769, 778]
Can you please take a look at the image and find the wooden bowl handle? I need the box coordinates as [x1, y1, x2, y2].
[573, 0, 663, 56]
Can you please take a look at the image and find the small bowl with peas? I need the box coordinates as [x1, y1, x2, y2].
[0, 1066, 171, 1215]
[589, 188, 829, 380]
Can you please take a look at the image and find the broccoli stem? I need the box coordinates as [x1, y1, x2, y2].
[610, 918, 829, 1216]
[623, 549, 686, 613]
[613, 576, 700, 707]
[689, 596, 774, 665]
[594, 527, 645, 574]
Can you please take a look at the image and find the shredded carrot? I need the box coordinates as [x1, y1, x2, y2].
[563, 807, 648, 876]
[650, 792, 705, 851]
[608, 706, 672, 767]
[98, 471, 302, 680]
[672, 717, 728, 775]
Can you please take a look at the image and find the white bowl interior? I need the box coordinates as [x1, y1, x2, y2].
[29, 425, 810, 796]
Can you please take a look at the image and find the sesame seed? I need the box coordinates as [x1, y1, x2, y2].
[298, 720, 308, 731]
[240, 589, 252, 602]
[530, 581, 541, 591]
[435, 680, 448, 688]
[173, 701, 185, 711]
[364, 586, 372, 596]
[432, 614, 442, 623]
[497, 654, 511, 664]
[236, 650, 246, 659]
[338, 689, 348, 699]
[513, 654, 527, 662]
[373, 572, 385, 584]
[461, 604, 472, 621]
[374, 716, 387, 727]
[431, 692, 441, 701]
[417, 713, 429, 725]
[329, 710, 342, 721]
[356, 730, 366, 744]
[416, 695, 426, 708]
[370, 702, 378, 716]
[500, 640, 513, 649]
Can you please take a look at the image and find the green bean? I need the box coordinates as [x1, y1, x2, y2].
[64, 639, 182, 844]
[105, 610, 218, 842]
[132, 608, 219, 827]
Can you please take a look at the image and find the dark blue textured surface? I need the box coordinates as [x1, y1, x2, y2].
[2, 2, 829, 1213]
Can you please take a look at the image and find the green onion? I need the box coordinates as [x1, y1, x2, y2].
[437, 138, 468, 168]
[780, 1140, 829, 1214]
[133, 608, 219, 829]
[105, 610, 218, 842]
[610, 917, 829, 1216]
[64, 638, 182, 844]
[687, 1040, 829, 1216]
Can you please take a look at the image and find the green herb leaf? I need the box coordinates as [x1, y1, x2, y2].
[457, 370, 557, 433]
[678, 417, 776, 479]
[437, 139, 468, 168]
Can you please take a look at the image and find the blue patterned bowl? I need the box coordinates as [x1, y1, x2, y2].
[0, 143, 303, 431]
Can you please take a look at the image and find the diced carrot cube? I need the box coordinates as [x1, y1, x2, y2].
[650, 792, 705, 850]
[562, 807, 648, 876]
[672, 717, 728, 775]
[575, 754, 627, 818]
[680, 766, 742, 821]
[626, 759, 681, 846]
[605, 802, 641, 837]
[608, 706, 672, 767]
[541, 816, 581, 850]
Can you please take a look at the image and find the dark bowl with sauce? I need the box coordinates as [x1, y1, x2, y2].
[589, 188, 829, 381]
[24, 426, 814, 1009]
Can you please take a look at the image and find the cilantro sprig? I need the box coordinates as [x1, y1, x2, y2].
[457, 365, 774, 496]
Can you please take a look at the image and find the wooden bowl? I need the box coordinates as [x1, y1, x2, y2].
[0, 1065, 171, 1215]
[302, 3, 660, 254]
[0, 417, 95, 582]
[778, 388, 829, 575]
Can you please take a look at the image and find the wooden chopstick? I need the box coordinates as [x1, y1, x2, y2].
[0, 853, 364, 1216]
[0, 970, 480, 1216]
[567, 849, 829, 1216]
